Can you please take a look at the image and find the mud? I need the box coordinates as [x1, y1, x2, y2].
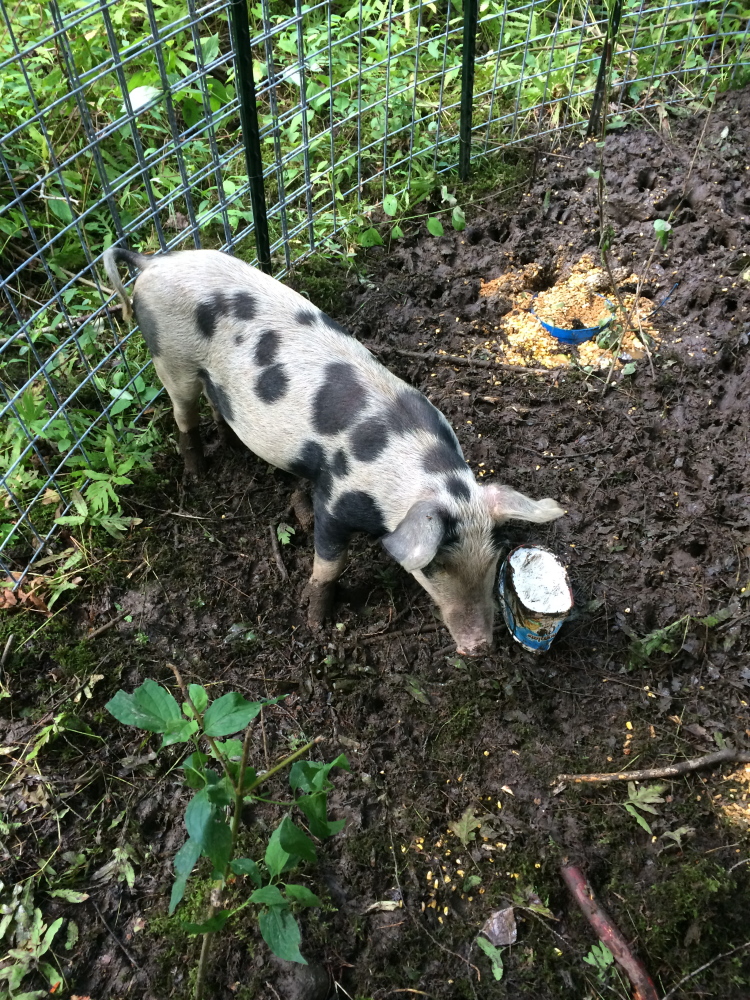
[3, 90, 750, 999]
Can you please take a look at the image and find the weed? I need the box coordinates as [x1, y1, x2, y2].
[583, 940, 614, 981]
[105, 674, 348, 999]
[624, 782, 667, 835]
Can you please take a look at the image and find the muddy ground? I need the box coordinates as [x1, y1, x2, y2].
[3, 89, 750, 1000]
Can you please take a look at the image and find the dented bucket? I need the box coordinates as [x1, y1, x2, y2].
[499, 545, 573, 653]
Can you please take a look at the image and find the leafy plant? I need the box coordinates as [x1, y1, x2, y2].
[105, 677, 348, 998]
[0, 881, 64, 999]
[583, 940, 614, 981]
[653, 218, 672, 250]
[628, 607, 734, 668]
[476, 935, 504, 981]
[623, 782, 666, 835]
[276, 522, 295, 545]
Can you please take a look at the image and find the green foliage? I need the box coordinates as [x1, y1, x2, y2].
[624, 782, 667, 835]
[0, 882, 66, 999]
[653, 218, 672, 249]
[583, 941, 614, 981]
[628, 607, 734, 668]
[276, 522, 295, 545]
[476, 936, 504, 981]
[105, 678, 348, 994]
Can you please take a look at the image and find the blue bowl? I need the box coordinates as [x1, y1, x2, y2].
[531, 295, 613, 346]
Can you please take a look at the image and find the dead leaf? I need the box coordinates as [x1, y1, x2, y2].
[481, 906, 517, 946]
[449, 807, 482, 847]
[165, 211, 189, 231]
[365, 900, 402, 913]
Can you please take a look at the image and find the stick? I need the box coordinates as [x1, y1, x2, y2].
[560, 864, 658, 1000]
[556, 748, 750, 785]
[369, 345, 552, 376]
[86, 608, 130, 639]
[0, 634, 15, 672]
[661, 940, 750, 1000]
[91, 899, 142, 970]
[268, 524, 289, 580]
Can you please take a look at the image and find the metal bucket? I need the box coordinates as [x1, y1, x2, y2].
[499, 545, 573, 653]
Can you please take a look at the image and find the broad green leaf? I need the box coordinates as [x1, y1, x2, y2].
[359, 227, 383, 247]
[451, 206, 466, 231]
[161, 718, 199, 748]
[203, 692, 263, 736]
[296, 792, 345, 840]
[105, 679, 182, 734]
[278, 817, 317, 864]
[182, 751, 209, 789]
[48, 889, 89, 903]
[289, 755, 349, 793]
[259, 906, 307, 964]
[476, 936, 504, 981]
[40, 917, 64, 954]
[64, 920, 79, 950]
[250, 884, 286, 907]
[186, 684, 208, 715]
[170, 837, 203, 913]
[231, 858, 262, 886]
[653, 218, 671, 233]
[183, 909, 232, 934]
[382, 194, 399, 216]
[463, 875, 482, 892]
[391, 225, 404, 239]
[622, 362, 637, 376]
[426, 216, 444, 237]
[206, 776, 234, 808]
[185, 790, 213, 844]
[220, 739, 244, 759]
[203, 816, 232, 873]
[265, 824, 295, 876]
[285, 884, 322, 907]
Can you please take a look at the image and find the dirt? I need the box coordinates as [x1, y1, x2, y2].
[3, 89, 750, 1000]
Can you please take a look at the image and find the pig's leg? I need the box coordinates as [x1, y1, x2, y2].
[153, 361, 205, 476]
[306, 549, 348, 627]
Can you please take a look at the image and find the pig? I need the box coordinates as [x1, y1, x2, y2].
[103, 247, 563, 654]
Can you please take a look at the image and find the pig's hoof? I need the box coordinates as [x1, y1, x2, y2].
[306, 582, 336, 628]
[291, 488, 314, 532]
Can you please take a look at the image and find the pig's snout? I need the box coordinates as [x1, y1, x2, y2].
[455, 636, 492, 657]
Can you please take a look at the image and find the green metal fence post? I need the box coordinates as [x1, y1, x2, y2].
[459, 0, 479, 181]
[229, 0, 272, 272]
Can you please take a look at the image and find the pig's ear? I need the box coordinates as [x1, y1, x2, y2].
[381, 501, 446, 572]
[483, 483, 564, 523]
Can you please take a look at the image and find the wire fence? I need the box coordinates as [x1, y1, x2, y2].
[1, 0, 749, 593]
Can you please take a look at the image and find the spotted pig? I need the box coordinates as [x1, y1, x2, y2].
[103, 247, 564, 654]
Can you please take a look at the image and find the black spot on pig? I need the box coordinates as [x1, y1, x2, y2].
[254, 330, 280, 367]
[198, 368, 234, 422]
[350, 418, 389, 462]
[296, 309, 317, 326]
[446, 476, 471, 501]
[232, 291, 256, 321]
[313, 362, 369, 435]
[255, 364, 289, 403]
[290, 440, 326, 482]
[389, 390, 460, 451]
[196, 293, 227, 339]
[423, 443, 469, 475]
[320, 312, 352, 337]
[314, 490, 386, 559]
[133, 294, 160, 357]
[332, 449, 350, 477]
[333, 490, 386, 537]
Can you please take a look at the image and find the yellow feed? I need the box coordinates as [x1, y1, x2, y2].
[475, 254, 660, 370]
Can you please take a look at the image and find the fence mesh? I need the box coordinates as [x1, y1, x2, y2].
[1, 0, 749, 592]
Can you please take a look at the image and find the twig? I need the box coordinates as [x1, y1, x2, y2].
[268, 524, 289, 580]
[1, 634, 15, 673]
[556, 748, 750, 785]
[86, 608, 129, 639]
[369, 345, 552, 376]
[351, 622, 443, 646]
[91, 899, 142, 970]
[561, 864, 658, 1000]
[661, 939, 750, 1000]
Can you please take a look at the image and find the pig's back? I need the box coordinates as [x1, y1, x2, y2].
[134, 250, 471, 528]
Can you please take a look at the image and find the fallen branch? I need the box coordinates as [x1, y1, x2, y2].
[661, 939, 750, 1000]
[87, 607, 130, 639]
[561, 864, 658, 1000]
[556, 748, 750, 785]
[268, 524, 289, 580]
